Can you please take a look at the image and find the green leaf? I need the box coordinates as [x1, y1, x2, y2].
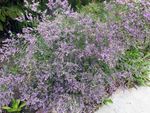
[7, 10, 17, 19]
[103, 98, 113, 105]
[12, 99, 18, 109]
[2, 106, 20, 113]
[2, 106, 12, 110]
[7, 108, 21, 113]
[6, 6, 21, 19]
[13, 99, 21, 109]
[19, 102, 26, 109]
[2, 99, 25, 113]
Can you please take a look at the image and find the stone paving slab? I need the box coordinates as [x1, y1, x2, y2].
[95, 86, 150, 113]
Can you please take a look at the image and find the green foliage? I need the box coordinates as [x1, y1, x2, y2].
[79, 2, 129, 23]
[0, 0, 111, 32]
[36, 0, 48, 11]
[102, 98, 113, 105]
[98, 60, 112, 75]
[2, 99, 26, 113]
[10, 65, 21, 75]
[68, 0, 108, 10]
[74, 36, 86, 50]
[81, 56, 112, 76]
[68, 0, 89, 10]
[0, 0, 23, 31]
[108, 3, 129, 22]
[117, 46, 150, 86]
[34, 36, 54, 62]
[79, 3, 108, 22]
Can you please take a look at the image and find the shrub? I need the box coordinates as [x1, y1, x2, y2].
[0, 0, 23, 31]
[0, 12, 124, 113]
[0, 0, 149, 113]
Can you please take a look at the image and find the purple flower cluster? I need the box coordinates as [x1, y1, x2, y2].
[121, 1, 150, 40]
[0, 38, 19, 62]
[0, 0, 149, 113]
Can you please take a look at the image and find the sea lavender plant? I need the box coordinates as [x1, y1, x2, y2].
[0, 0, 149, 113]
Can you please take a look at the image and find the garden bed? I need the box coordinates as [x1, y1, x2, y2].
[0, 0, 150, 113]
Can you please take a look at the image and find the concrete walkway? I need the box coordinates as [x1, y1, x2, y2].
[95, 86, 150, 113]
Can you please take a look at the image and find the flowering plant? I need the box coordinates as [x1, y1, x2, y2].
[0, 0, 149, 113]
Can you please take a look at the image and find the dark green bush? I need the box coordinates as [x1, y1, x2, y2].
[0, 0, 23, 31]
[0, 0, 109, 32]
[68, 0, 110, 10]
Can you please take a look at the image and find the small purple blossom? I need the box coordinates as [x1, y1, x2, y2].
[143, 12, 150, 21]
